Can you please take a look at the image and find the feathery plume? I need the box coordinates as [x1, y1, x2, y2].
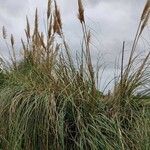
[78, 0, 85, 23]
[48, 15, 53, 38]
[11, 34, 14, 48]
[26, 16, 30, 38]
[21, 39, 26, 51]
[54, 0, 62, 30]
[141, 0, 150, 21]
[53, 1, 62, 35]
[140, 10, 150, 35]
[34, 8, 39, 34]
[53, 14, 61, 35]
[2, 26, 7, 39]
[47, 0, 51, 19]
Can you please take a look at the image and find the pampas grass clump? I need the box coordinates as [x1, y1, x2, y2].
[0, 0, 150, 149]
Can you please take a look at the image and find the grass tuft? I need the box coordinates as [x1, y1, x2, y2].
[0, 0, 150, 150]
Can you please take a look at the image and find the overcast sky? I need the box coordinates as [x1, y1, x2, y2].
[0, 0, 149, 90]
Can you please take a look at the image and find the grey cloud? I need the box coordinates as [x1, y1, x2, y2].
[0, 0, 149, 67]
[86, 0, 101, 6]
[0, 0, 28, 16]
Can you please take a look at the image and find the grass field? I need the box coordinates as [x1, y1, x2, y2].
[0, 0, 150, 149]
